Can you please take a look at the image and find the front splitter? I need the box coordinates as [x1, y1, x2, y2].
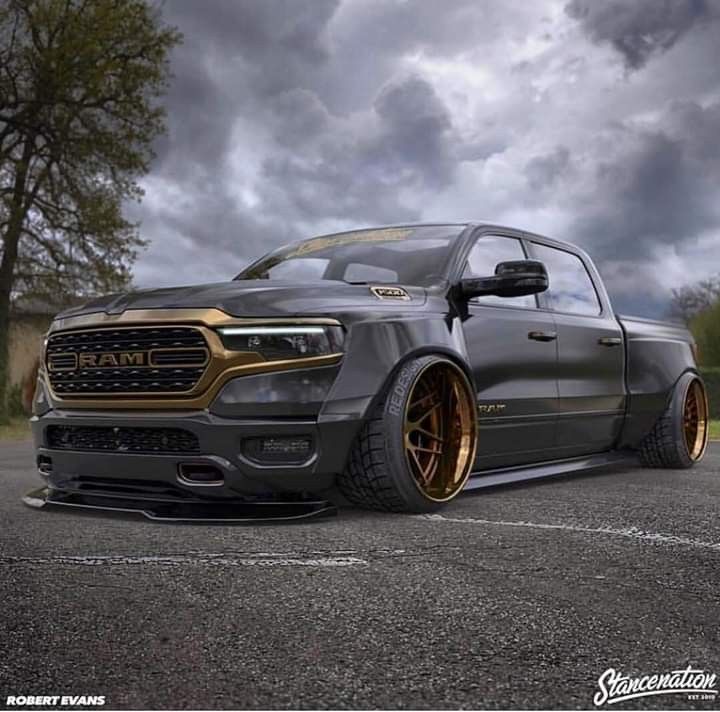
[22, 487, 337, 523]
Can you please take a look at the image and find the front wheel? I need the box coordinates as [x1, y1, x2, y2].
[337, 355, 478, 513]
[639, 372, 710, 469]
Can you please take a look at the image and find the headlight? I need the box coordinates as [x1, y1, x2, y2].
[217, 325, 344, 360]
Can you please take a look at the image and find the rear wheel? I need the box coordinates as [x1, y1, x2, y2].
[639, 372, 709, 469]
[337, 355, 478, 513]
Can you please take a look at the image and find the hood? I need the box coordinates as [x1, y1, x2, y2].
[56, 280, 428, 320]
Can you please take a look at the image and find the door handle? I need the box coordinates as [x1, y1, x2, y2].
[598, 337, 623, 347]
[528, 331, 557, 342]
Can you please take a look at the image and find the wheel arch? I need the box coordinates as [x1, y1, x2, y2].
[638, 369, 709, 467]
[321, 316, 475, 423]
[362, 345, 476, 426]
[335, 350, 478, 512]
[621, 365, 705, 449]
[618, 317, 699, 448]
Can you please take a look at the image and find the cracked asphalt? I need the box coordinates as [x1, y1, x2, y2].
[0, 440, 718, 710]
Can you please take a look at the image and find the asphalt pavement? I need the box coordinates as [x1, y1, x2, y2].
[0, 440, 718, 710]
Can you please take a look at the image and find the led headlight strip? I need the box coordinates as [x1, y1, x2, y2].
[217, 324, 344, 361]
[218, 326, 326, 336]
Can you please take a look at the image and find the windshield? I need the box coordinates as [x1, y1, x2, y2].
[235, 225, 466, 287]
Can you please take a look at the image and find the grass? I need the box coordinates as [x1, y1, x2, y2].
[710, 420, 720, 441]
[0, 416, 31, 442]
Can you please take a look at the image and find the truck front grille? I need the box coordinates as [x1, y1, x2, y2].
[46, 425, 200, 453]
[45, 326, 210, 396]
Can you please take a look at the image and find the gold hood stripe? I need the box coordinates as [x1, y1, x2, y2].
[49, 307, 341, 334]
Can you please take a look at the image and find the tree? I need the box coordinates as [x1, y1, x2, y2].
[0, 0, 180, 414]
[691, 301, 720, 367]
[669, 275, 720, 323]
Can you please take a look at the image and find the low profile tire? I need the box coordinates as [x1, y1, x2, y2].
[337, 355, 478, 513]
[639, 372, 710, 469]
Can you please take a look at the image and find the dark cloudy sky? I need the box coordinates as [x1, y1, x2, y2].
[128, 0, 720, 316]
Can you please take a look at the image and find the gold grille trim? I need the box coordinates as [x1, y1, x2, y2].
[41, 309, 343, 410]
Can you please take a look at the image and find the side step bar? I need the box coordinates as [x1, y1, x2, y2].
[464, 451, 637, 491]
[22, 487, 337, 523]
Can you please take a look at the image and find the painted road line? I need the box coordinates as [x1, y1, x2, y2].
[0, 553, 368, 567]
[419, 514, 720, 552]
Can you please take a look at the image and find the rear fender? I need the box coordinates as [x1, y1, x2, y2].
[618, 316, 696, 447]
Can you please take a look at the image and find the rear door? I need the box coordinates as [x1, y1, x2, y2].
[460, 232, 560, 470]
[527, 240, 626, 456]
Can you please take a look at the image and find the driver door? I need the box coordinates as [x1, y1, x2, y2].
[460, 233, 560, 470]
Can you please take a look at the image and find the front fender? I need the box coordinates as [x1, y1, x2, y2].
[319, 316, 472, 425]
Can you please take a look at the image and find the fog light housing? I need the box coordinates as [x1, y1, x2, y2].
[242, 436, 314, 465]
[37, 455, 53, 476]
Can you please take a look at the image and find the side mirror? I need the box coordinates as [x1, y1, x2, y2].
[460, 260, 548, 299]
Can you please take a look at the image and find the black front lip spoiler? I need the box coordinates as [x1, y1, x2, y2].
[23, 487, 337, 523]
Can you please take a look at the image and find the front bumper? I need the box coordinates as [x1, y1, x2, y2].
[29, 406, 367, 513]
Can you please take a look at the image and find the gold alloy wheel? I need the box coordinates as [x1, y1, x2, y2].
[403, 362, 477, 502]
[683, 378, 709, 461]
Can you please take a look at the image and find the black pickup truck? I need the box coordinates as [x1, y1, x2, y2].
[27, 223, 710, 520]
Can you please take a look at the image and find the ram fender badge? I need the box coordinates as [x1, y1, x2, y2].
[478, 404, 507, 415]
[370, 286, 411, 301]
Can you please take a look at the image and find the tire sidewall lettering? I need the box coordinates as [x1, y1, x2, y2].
[387, 362, 420, 418]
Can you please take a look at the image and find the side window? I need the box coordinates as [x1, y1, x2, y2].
[532, 243, 601, 316]
[463, 235, 536, 309]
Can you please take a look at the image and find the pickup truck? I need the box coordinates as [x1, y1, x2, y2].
[27, 223, 710, 520]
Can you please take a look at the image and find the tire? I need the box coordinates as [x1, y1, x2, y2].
[639, 372, 710, 469]
[337, 355, 478, 513]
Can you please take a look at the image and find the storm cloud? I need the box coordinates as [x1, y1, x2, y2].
[566, 0, 720, 70]
[130, 0, 720, 316]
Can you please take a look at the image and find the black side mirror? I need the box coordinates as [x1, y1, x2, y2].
[460, 260, 548, 299]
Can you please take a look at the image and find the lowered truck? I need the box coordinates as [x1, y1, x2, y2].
[27, 223, 710, 520]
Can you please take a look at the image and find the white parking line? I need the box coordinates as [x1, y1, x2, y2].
[0, 553, 368, 567]
[418, 514, 720, 552]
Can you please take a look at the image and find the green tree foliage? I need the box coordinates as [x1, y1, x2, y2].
[0, 0, 181, 413]
[692, 301, 720, 367]
[699, 368, 720, 419]
[669, 275, 720, 323]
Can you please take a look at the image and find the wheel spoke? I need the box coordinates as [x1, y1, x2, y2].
[409, 401, 442, 427]
[413, 426, 445, 443]
[411, 444, 444, 455]
[412, 447, 435, 484]
[402, 362, 477, 501]
[409, 391, 436, 412]
[408, 447, 426, 480]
